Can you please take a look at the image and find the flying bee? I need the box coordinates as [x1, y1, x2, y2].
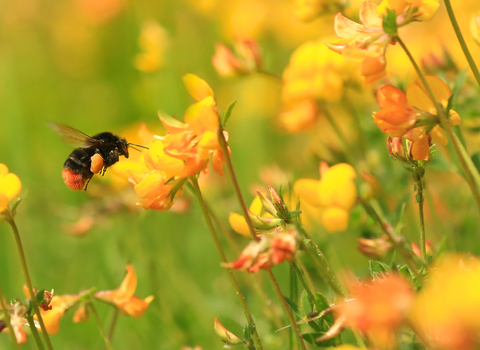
[49, 123, 148, 191]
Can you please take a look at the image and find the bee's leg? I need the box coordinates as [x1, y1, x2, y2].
[101, 167, 107, 176]
[83, 178, 92, 192]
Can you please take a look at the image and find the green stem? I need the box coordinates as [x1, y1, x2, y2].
[107, 309, 119, 342]
[0, 284, 21, 349]
[360, 201, 424, 284]
[443, 0, 480, 88]
[5, 213, 54, 350]
[89, 303, 113, 350]
[267, 270, 308, 350]
[322, 105, 355, 165]
[290, 261, 314, 302]
[414, 170, 426, 259]
[298, 227, 345, 296]
[396, 35, 480, 216]
[217, 127, 259, 242]
[289, 265, 296, 350]
[26, 316, 45, 350]
[216, 128, 307, 349]
[189, 177, 263, 350]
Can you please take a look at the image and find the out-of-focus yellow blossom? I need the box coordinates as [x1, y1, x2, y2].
[294, 163, 357, 232]
[95, 264, 154, 318]
[212, 38, 263, 78]
[292, 0, 323, 22]
[278, 99, 320, 132]
[377, 0, 440, 22]
[134, 21, 169, 72]
[411, 255, 480, 350]
[326, 1, 392, 85]
[282, 41, 356, 103]
[75, 0, 126, 24]
[229, 196, 263, 237]
[0, 164, 21, 214]
[472, 13, 480, 46]
[338, 274, 414, 349]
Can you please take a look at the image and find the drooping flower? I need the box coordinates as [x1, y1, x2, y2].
[337, 274, 414, 349]
[0, 164, 21, 214]
[223, 228, 298, 273]
[134, 21, 169, 72]
[411, 255, 480, 350]
[212, 39, 263, 78]
[294, 163, 357, 232]
[95, 264, 154, 318]
[38, 295, 80, 334]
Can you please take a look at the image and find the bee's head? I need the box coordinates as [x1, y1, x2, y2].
[118, 139, 129, 158]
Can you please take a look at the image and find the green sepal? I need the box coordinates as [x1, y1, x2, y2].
[382, 9, 398, 34]
[223, 100, 237, 126]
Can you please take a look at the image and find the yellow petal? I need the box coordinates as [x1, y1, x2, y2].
[321, 206, 349, 232]
[134, 171, 164, 198]
[431, 125, 448, 146]
[182, 74, 214, 102]
[0, 194, 8, 213]
[229, 212, 251, 237]
[184, 96, 219, 135]
[294, 179, 322, 207]
[249, 196, 263, 216]
[0, 173, 21, 201]
[0, 164, 8, 176]
[407, 76, 451, 113]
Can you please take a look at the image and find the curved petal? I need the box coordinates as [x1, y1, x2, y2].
[229, 212, 251, 237]
[334, 13, 363, 39]
[407, 76, 451, 112]
[118, 264, 138, 299]
[360, 1, 382, 29]
[183, 74, 214, 102]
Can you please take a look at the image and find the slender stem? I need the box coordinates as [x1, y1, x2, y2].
[107, 309, 119, 342]
[26, 316, 46, 350]
[396, 35, 480, 215]
[5, 213, 54, 350]
[322, 106, 356, 165]
[267, 270, 307, 350]
[298, 227, 345, 296]
[290, 261, 314, 302]
[189, 177, 263, 350]
[295, 258, 316, 294]
[89, 303, 113, 350]
[443, 0, 480, 88]
[0, 285, 21, 349]
[217, 128, 259, 242]
[415, 170, 426, 259]
[360, 201, 424, 284]
[289, 265, 296, 350]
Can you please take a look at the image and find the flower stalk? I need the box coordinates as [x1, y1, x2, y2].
[443, 0, 480, 88]
[414, 167, 427, 259]
[189, 177, 263, 350]
[26, 316, 46, 350]
[4, 211, 54, 350]
[89, 303, 114, 350]
[396, 35, 480, 217]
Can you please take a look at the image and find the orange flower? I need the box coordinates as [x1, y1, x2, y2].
[373, 85, 417, 137]
[212, 39, 262, 78]
[278, 99, 320, 132]
[326, 1, 392, 84]
[223, 229, 298, 273]
[95, 264, 154, 318]
[0, 164, 22, 214]
[338, 274, 414, 349]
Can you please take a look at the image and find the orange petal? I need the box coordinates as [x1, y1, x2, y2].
[134, 171, 165, 198]
[407, 76, 451, 113]
[182, 74, 214, 102]
[118, 264, 138, 299]
[410, 135, 431, 160]
[119, 295, 154, 318]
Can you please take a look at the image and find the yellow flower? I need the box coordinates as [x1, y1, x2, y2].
[282, 41, 355, 103]
[411, 255, 480, 350]
[95, 264, 154, 318]
[229, 196, 264, 237]
[294, 163, 357, 232]
[292, 0, 323, 22]
[0, 164, 21, 214]
[134, 21, 169, 72]
[278, 99, 320, 133]
[377, 0, 440, 22]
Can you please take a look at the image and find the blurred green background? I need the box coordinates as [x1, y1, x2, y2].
[1, 0, 480, 348]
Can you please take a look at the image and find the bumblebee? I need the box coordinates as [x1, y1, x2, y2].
[49, 123, 147, 191]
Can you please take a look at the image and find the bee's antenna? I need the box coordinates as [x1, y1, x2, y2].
[127, 143, 149, 150]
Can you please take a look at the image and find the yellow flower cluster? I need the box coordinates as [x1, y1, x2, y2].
[0, 163, 21, 214]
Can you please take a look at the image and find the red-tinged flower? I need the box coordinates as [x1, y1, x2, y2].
[72, 304, 90, 323]
[374, 85, 417, 137]
[411, 240, 433, 257]
[357, 234, 392, 259]
[212, 39, 263, 78]
[95, 264, 154, 318]
[40, 290, 54, 311]
[336, 274, 414, 349]
[7, 302, 28, 344]
[223, 229, 298, 273]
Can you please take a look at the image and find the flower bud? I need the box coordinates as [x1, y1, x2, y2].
[358, 234, 392, 259]
[269, 186, 289, 220]
[248, 209, 283, 231]
[412, 240, 434, 258]
[257, 191, 278, 217]
[214, 318, 244, 345]
[40, 289, 54, 311]
[387, 137, 407, 160]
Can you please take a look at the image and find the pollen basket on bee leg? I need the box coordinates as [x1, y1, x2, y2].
[62, 169, 88, 191]
[90, 153, 104, 174]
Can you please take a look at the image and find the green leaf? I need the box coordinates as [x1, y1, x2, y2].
[301, 290, 313, 314]
[471, 151, 480, 174]
[222, 100, 237, 126]
[288, 210, 303, 220]
[369, 260, 390, 279]
[314, 293, 334, 325]
[243, 323, 253, 343]
[284, 296, 304, 318]
[382, 9, 398, 35]
[36, 289, 46, 305]
[302, 333, 338, 347]
[10, 196, 24, 216]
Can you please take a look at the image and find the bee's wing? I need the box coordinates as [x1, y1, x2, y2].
[48, 123, 101, 148]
